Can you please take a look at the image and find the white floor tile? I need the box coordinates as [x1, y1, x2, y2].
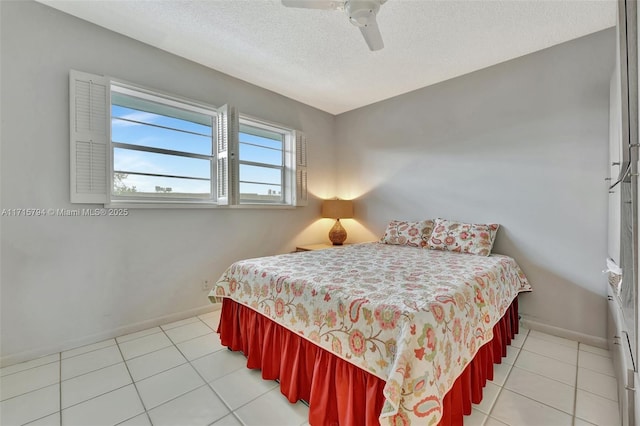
[528, 330, 578, 349]
[0, 353, 59, 377]
[210, 368, 278, 410]
[147, 385, 229, 426]
[136, 363, 204, 410]
[510, 330, 528, 349]
[490, 361, 513, 386]
[578, 351, 615, 377]
[62, 339, 116, 359]
[575, 389, 621, 426]
[234, 388, 309, 426]
[503, 345, 520, 365]
[118, 332, 173, 360]
[117, 413, 152, 426]
[484, 417, 509, 426]
[25, 412, 60, 426]
[62, 384, 144, 426]
[61, 345, 123, 380]
[521, 335, 577, 365]
[199, 312, 221, 331]
[125, 346, 187, 382]
[61, 362, 132, 409]
[579, 343, 611, 358]
[198, 309, 221, 320]
[212, 414, 242, 425]
[176, 332, 225, 361]
[504, 366, 574, 414]
[191, 349, 247, 383]
[573, 417, 598, 426]
[473, 381, 500, 415]
[116, 327, 162, 344]
[577, 367, 618, 401]
[164, 322, 213, 344]
[0, 361, 59, 400]
[514, 349, 576, 386]
[491, 388, 572, 426]
[464, 409, 487, 426]
[0, 384, 59, 426]
[160, 317, 199, 331]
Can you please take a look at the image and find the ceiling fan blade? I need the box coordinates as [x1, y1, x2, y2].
[281, 0, 344, 10]
[359, 18, 384, 51]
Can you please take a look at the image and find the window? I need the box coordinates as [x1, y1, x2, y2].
[69, 70, 307, 208]
[110, 85, 216, 203]
[239, 119, 288, 204]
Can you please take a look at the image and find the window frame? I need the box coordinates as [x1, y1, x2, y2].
[108, 81, 218, 207]
[238, 115, 293, 205]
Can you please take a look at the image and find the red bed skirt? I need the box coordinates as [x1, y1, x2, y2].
[218, 297, 519, 426]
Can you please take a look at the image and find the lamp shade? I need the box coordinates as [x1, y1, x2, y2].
[322, 199, 354, 219]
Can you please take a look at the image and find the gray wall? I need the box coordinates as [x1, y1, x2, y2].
[0, 1, 335, 364]
[335, 29, 615, 339]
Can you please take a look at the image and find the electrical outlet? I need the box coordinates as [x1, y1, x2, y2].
[201, 279, 210, 291]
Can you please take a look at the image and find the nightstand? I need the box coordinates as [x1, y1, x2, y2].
[295, 243, 349, 252]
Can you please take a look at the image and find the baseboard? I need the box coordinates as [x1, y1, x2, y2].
[520, 315, 608, 349]
[0, 303, 222, 368]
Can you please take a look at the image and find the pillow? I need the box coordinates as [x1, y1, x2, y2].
[380, 219, 434, 248]
[427, 218, 499, 256]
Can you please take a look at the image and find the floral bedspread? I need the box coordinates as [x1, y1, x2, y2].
[211, 243, 531, 425]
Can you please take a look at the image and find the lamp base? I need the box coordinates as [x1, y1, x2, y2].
[328, 219, 347, 245]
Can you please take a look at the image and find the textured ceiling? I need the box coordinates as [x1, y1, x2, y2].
[38, 0, 617, 114]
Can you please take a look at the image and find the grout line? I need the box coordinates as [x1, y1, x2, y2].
[148, 326, 234, 422]
[117, 328, 164, 345]
[483, 334, 523, 425]
[60, 339, 118, 361]
[115, 338, 153, 426]
[172, 316, 282, 421]
[59, 351, 62, 426]
[571, 342, 580, 426]
[572, 384, 620, 403]
[507, 352, 578, 388]
[0, 376, 60, 403]
[205, 411, 244, 426]
[59, 359, 127, 384]
[0, 356, 61, 379]
[10, 312, 279, 426]
[490, 330, 579, 420]
[1, 312, 224, 426]
[196, 314, 219, 331]
[120, 342, 173, 363]
[499, 386, 576, 418]
[61, 382, 133, 411]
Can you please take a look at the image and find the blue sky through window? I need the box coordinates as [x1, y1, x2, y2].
[111, 103, 285, 199]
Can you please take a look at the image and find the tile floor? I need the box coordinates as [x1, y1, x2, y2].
[0, 310, 621, 426]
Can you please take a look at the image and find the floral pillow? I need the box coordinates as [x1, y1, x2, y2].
[380, 219, 434, 248]
[427, 218, 499, 256]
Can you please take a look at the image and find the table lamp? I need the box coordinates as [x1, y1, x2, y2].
[322, 199, 354, 245]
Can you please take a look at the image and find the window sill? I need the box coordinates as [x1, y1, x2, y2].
[104, 201, 297, 209]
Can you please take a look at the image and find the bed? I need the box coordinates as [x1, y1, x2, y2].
[210, 225, 531, 425]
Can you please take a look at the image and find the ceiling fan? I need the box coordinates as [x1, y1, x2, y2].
[282, 0, 388, 51]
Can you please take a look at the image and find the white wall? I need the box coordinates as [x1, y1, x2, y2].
[334, 29, 615, 340]
[0, 1, 336, 364]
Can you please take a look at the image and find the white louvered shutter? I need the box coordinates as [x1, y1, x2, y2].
[70, 70, 109, 204]
[216, 104, 238, 205]
[293, 130, 308, 207]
